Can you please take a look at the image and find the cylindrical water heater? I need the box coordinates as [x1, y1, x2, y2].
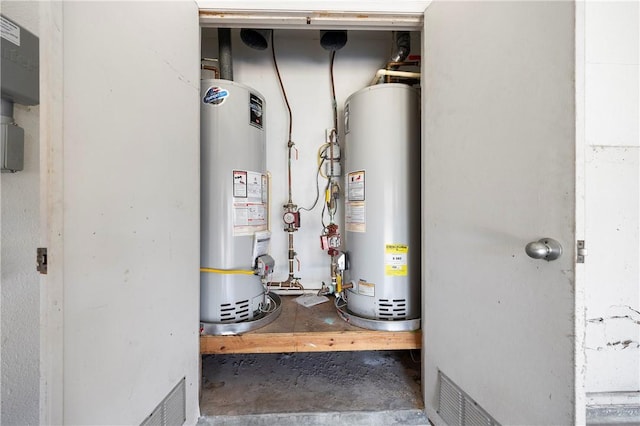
[344, 83, 421, 323]
[200, 79, 269, 324]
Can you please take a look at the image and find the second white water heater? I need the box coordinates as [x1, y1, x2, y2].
[344, 83, 421, 324]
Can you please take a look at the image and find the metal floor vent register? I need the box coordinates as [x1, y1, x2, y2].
[141, 377, 186, 426]
[438, 372, 499, 426]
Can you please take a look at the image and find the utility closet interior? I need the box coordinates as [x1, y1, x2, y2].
[198, 26, 424, 418]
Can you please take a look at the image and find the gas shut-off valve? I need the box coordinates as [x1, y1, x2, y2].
[254, 255, 275, 279]
[319, 223, 349, 295]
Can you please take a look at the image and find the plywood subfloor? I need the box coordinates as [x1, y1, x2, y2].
[200, 295, 422, 354]
[200, 350, 423, 417]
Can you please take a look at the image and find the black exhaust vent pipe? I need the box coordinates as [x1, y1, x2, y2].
[218, 28, 233, 81]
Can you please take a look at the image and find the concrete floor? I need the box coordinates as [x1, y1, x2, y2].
[587, 405, 640, 426]
[199, 350, 427, 425]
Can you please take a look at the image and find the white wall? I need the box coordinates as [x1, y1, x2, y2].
[197, 0, 429, 13]
[584, 1, 640, 395]
[0, 2, 41, 424]
[202, 29, 420, 288]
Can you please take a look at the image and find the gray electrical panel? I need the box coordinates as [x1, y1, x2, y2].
[1, 15, 39, 173]
[1, 120, 24, 171]
[1, 15, 39, 105]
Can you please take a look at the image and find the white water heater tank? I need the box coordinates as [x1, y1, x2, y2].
[343, 83, 421, 321]
[200, 79, 268, 324]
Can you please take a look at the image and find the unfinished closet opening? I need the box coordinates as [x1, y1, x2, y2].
[198, 22, 424, 418]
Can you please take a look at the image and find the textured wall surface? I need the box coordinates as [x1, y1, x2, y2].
[584, 0, 640, 394]
[0, 2, 41, 424]
[60, 3, 201, 423]
[423, 2, 578, 424]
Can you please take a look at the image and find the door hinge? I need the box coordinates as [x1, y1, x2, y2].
[577, 240, 587, 264]
[37, 247, 48, 274]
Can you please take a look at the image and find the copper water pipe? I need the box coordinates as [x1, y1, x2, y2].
[201, 65, 220, 79]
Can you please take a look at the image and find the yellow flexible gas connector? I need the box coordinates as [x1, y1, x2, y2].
[200, 267, 254, 275]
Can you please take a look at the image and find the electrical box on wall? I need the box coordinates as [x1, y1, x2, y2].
[1, 122, 24, 172]
[1, 15, 39, 173]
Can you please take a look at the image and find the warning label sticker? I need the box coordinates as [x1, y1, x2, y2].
[347, 170, 365, 201]
[233, 202, 267, 226]
[1, 16, 20, 46]
[246, 171, 263, 200]
[385, 244, 408, 276]
[345, 170, 365, 233]
[232, 170, 268, 236]
[345, 201, 365, 233]
[261, 174, 268, 203]
[249, 93, 264, 129]
[358, 280, 375, 297]
[344, 102, 350, 134]
[233, 171, 247, 197]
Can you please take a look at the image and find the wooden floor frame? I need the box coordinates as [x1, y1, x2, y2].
[200, 296, 422, 354]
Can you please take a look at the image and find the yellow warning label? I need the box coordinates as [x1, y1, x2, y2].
[385, 244, 408, 276]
